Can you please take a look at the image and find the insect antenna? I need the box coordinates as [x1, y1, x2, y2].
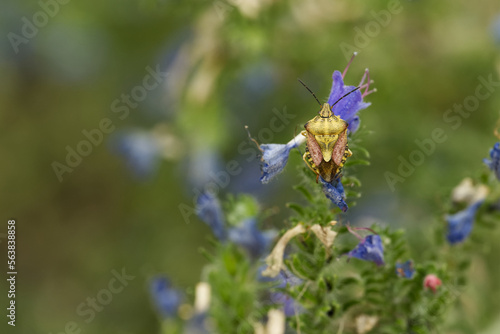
[330, 86, 361, 110]
[298, 79, 321, 106]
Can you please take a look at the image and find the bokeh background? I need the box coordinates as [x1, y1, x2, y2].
[2, 0, 500, 333]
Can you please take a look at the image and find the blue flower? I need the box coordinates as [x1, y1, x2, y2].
[228, 218, 277, 259]
[347, 115, 360, 134]
[259, 269, 303, 317]
[111, 131, 160, 178]
[196, 191, 227, 241]
[259, 133, 305, 184]
[184, 282, 211, 334]
[319, 177, 348, 212]
[483, 142, 500, 180]
[184, 313, 210, 334]
[347, 234, 385, 266]
[327, 58, 373, 133]
[396, 260, 415, 279]
[446, 200, 483, 244]
[150, 276, 182, 318]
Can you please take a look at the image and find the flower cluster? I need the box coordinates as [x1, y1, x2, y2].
[260, 268, 303, 317]
[250, 54, 375, 212]
[146, 58, 500, 333]
[195, 191, 276, 259]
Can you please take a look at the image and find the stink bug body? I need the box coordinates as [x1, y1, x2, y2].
[298, 80, 359, 183]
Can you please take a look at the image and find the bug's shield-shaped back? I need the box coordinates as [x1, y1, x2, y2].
[306, 131, 347, 166]
[313, 134, 338, 162]
[304, 103, 348, 166]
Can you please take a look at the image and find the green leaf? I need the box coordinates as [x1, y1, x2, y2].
[365, 287, 382, 295]
[199, 247, 215, 262]
[345, 190, 361, 198]
[225, 194, 260, 227]
[337, 276, 361, 288]
[287, 202, 305, 216]
[344, 159, 371, 167]
[289, 254, 318, 280]
[342, 299, 361, 311]
[457, 259, 471, 271]
[294, 185, 314, 201]
[476, 217, 497, 228]
[365, 296, 385, 304]
[342, 176, 362, 187]
[353, 145, 370, 159]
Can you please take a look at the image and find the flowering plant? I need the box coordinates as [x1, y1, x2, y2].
[147, 57, 500, 334]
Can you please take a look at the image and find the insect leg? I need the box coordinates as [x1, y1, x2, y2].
[334, 146, 353, 180]
[302, 151, 320, 176]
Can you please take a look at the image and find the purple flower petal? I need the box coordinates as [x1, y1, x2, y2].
[259, 134, 304, 184]
[150, 276, 182, 318]
[260, 143, 293, 183]
[228, 218, 277, 259]
[319, 177, 348, 212]
[327, 71, 371, 134]
[484, 142, 500, 180]
[446, 200, 483, 244]
[267, 270, 303, 317]
[327, 71, 345, 106]
[196, 192, 227, 241]
[347, 234, 385, 266]
[111, 131, 160, 178]
[396, 260, 415, 279]
[184, 313, 210, 334]
[347, 115, 360, 133]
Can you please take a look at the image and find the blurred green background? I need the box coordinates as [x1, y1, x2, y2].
[1, 0, 500, 333]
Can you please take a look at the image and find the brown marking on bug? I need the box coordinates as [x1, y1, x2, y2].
[305, 131, 323, 166]
[332, 131, 347, 166]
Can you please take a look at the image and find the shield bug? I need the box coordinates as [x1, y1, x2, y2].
[298, 80, 360, 183]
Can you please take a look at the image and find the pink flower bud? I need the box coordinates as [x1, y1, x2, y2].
[423, 274, 442, 293]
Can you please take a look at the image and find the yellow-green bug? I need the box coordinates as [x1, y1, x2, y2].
[299, 81, 359, 183]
